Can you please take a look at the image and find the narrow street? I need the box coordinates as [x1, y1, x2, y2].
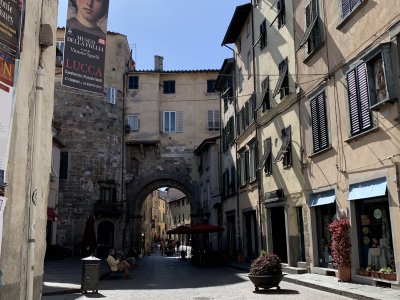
[44, 247, 352, 300]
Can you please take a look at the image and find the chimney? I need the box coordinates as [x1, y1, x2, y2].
[154, 55, 163, 71]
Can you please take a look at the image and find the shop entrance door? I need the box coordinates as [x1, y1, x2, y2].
[271, 206, 288, 263]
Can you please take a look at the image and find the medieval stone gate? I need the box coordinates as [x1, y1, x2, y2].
[124, 142, 202, 250]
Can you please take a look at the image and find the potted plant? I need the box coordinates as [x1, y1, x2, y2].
[248, 251, 284, 291]
[379, 267, 397, 281]
[329, 218, 351, 282]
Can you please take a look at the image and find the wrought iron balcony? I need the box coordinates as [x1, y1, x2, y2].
[93, 201, 123, 218]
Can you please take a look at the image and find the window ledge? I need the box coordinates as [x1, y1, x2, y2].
[336, 0, 368, 30]
[308, 145, 333, 158]
[345, 126, 379, 143]
[370, 98, 396, 111]
[303, 42, 325, 64]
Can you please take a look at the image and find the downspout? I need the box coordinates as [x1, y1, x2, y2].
[121, 60, 127, 251]
[223, 43, 242, 260]
[27, 60, 44, 300]
[250, 0, 264, 252]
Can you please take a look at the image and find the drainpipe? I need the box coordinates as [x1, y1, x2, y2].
[250, 0, 264, 252]
[223, 43, 242, 260]
[27, 63, 44, 300]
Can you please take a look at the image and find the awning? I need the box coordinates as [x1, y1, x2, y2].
[348, 177, 387, 201]
[309, 190, 336, 207]
[47, 207, 59, 222]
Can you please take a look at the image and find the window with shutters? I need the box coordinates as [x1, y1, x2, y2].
[163, 80, 175, 94]
[107, 86, 116, 104]
[346, 63, 372, 136]
[296, 0, 322, 55]
[56, 41, 64, 67]
[128, 76, 139, 89]
[207, 110, 220, 130]
[259, 138, 272, 174]
[162, 111, 183, 133]
[226, 116, 234, 146]
[275, 126, 292, 167]
[261, 76, 271, 112]
[247, 51, 252, 78]
[238, 67, 243, 92]
[230, 166, 236, 194]
[340, 0, 363, 20]
[260, 19, 267, 49]
[207, 79, 216, 93]
[271, 0, 286, 29]
[248, 142, 257, 182]
[310, 91, 329, 153]
[127, 115, 140, 132]
[273, 58, 289, 99]
[239, 151, 247, 187]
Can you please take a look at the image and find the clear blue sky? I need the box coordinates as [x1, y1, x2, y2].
[57, 0, 248, 71]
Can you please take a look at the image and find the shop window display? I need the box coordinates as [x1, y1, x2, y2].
[315, 203, 336, 268]
[356, 198, 394, 270]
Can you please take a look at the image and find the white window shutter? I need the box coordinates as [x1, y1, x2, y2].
[207, 111, 213, 130]
[176, 111, 183, 132]
[160, 111, 164, 132]
[214, 110, 220, 130]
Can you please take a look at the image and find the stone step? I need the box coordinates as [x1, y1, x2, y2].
[282, 264, 308, 274]
[297, 261, 307, 268]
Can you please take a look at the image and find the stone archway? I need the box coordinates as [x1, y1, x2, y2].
[125, 172, 200, 250]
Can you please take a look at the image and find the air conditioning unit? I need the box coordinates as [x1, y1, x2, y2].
[264, 189, 284, 202]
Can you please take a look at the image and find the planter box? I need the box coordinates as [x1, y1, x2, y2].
[382, 273, 397, 281]
[248, 274, 284, 291]
[358, 269, 371, 277]
[371, 271, 380, 278]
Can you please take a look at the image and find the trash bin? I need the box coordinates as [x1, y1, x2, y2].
[81, 255, 101, 294]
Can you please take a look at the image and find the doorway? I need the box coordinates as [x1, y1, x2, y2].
[271, 206, 288, 263]
[96, 221, 114, 258]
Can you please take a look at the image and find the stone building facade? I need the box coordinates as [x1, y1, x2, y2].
[53, 29, 132, 257]
[124, 59, 220, 249]
[294, 0, 400, 284]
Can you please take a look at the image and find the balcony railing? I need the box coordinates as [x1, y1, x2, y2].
[93, 201, 123, 218]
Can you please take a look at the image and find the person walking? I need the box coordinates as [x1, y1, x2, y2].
[160, 238, 165, 256]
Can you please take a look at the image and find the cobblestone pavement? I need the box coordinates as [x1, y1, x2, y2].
[43, 249, 353, 300]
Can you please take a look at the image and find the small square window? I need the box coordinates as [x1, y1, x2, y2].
[128, 76, 139, 89]
[107, 87, 116, 104]
[207, 80, 216, 93]
[163, 80, 175, 94]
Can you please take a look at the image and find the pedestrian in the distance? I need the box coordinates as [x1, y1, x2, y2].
[160, 238, 165, 256]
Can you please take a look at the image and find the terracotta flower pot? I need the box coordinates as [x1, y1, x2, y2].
[337, 265, 351, 282]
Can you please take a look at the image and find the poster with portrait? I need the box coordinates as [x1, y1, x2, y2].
[0, 0, 22, 88]
[62, 0, 110, 93]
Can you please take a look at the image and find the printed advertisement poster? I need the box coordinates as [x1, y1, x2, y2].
[0, 86, 14, 183]
[0, 0, 21, 87]
[62, 0, 110, 93]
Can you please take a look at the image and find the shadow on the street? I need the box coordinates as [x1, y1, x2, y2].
[252, 288, 300, 295]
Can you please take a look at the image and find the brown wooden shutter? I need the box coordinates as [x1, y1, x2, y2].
[341, 0, 350, 18]
[357, 63, 372, 131]
[347, 68, 361, 135]
[318, 92, 329, 149]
